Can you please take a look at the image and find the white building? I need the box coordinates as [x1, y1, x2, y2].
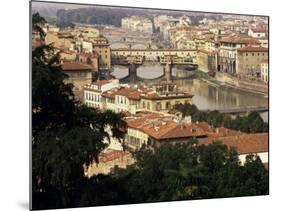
[84, 79, 120, 109]
[248, 28, 267, 38]
[121, 16, 153, 34]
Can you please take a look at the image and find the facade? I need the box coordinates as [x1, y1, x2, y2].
[45, 31, 74, 49]
[61, 61, 93, 101]
[92, 35, 111, 69]
[84, 79, 120, 108]
[84, 82, 193, 114]
[261, 58, 269, 83]
[101, 86, 142, 113]
[197, 49, 217, 73]
[85, 149, 134, 177]
[121, 16, 153, 34]
[236, 46, 268, 77]
[140, 83, 193, 112]
[218, 37, 260, 74]
[248, 28, 267, 38]
[78, 52, 99, 71]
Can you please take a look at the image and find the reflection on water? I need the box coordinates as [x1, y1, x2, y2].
[112, 64, 193, 79]
[111, 64, 268, 122]
[137, 65, 164, 78]
[111, 65, 128, 78]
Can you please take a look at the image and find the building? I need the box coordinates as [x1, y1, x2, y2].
[92, 35, 111, 69]
[198, 133, 268, 165]
[124, 112, 268, 165]
[236, 46, 268, 77]
[85, 149, 134, 177]
[61, 61, 93, 100]
[260, 58, 269, 83]
[78, 52, 99, 72]
[218, 37, 260, 74]
[84, 82, 194, 114]
[140, 83, 194, 112]
[121, 16, 153, 34]
[248, 28, 267, 38]
[197, 49, 217, 73]
[124, 111, 206, 150]
[84, 79, 120, 108]
[45, 31, 74, 49]
[101, 86, 142, 113]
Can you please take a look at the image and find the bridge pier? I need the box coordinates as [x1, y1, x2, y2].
[164, 62, 172, 81]
[119, 63, 139, 83]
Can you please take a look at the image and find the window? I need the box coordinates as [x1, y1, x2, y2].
[166, 102, 171, 110]
[156, 102, 161, 111]
[147, 102, 150, 110]
[252, 53, 254, 56]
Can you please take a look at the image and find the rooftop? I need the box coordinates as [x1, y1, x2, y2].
[237, 46, 268, 52]
[61, 61, 92, 71]
[198, 133, 268, 155]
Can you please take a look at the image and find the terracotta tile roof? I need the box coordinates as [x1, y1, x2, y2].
[101, 91, 115, 99]
[101, 87, 141, 100]
[237, 46, 268, 52]
[198, 133, 268, 155]
[95, 80, 110, 86]
[61, 61, 92, 71]
[219, 37, 259, 45]
[251, 28, 267, 33]
[99, 149, 132, 163]
[128, 117, 207, 140]
[149, 123, 207, 140]
[142, 92, 193, 100]
[115, 87, 141, 100]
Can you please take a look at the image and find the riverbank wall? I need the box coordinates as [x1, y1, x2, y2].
[211, 72, 268, 95]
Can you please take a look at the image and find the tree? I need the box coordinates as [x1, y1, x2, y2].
[175, 103, 267, 133]
[32, 12, 46, 39]
[247, 111, 264, 133]
[32, 13, 126, 210]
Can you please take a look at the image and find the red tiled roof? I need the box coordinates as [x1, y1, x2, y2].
[128, 117, 207, 140]
[101, 91, 115, 99]
[95, 80, 110, 86]
[237, 46, 268, 52]
[198, 133, 268, 155]
[219, 37, 259, 45]
[61, 62, 92, 71]
[251, 28, 267, 33]
[99, 149, 132, 163]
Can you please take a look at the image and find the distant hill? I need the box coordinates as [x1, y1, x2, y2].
[31, 2, 88, 17]
[31, 2, 223, 28]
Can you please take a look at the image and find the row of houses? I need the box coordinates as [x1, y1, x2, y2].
[84, 80, 193, 113]
[86, 109, 268, 176]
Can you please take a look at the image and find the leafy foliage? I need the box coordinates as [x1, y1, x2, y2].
[109, 142, 268, 204]
[32, 13, 126, 210]
[175, 103, 268, 133]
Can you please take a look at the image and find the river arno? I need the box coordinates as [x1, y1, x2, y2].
[111, 64, 268, 122]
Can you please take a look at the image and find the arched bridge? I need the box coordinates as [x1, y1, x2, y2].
[111, 49, 198, 65]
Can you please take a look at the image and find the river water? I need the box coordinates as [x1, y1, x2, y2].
[111, 64, 269, 122]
